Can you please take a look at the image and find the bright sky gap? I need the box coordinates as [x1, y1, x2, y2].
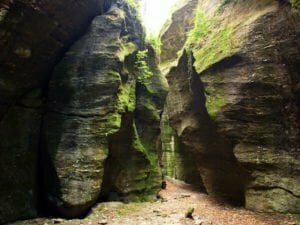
[140, 0, 181, 35]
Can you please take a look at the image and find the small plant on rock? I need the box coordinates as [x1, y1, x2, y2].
[185, 207, 194, 219]
[134, 49, 153, 84]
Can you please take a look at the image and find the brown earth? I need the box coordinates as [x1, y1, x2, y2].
[10, 180, 299, 225]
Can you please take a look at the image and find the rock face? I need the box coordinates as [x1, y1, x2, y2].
[42, 4, 127, 216]
[160, 0, 197, 66]
[0, 0, 165, 223]
[0, 0, 113, 223]
[166, 50, 248, 203]
[42, 1, 164, 217]
[162, 0, 300, 213]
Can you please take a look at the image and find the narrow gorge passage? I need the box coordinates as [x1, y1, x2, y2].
[0, 0, 299, 225]
[7, 181, 296, 225]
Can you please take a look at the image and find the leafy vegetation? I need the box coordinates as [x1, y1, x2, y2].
[291, 0, 300, 10]
[186, 9, 212, 46]
[135, 50, 153, 83]
[145, 34, 162, 55]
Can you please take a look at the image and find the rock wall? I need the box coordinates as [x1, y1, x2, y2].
[0, 0, 112, 223]
[0, 0, 165, 223]
[162, 0, 300, 213]
[160, 0, 197, 68]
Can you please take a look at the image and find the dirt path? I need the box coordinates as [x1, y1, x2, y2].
[10, 180, 298, 225]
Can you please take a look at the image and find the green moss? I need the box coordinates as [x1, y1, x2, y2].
[146, 34, 162, 55]
[105, 70, 121, 83]
[105, 113, 122, 133]
[118, 42, 137, 61]
[132, 123, 146, 154]
[135, 50, 153, 83]
[115, 203, 145, 216]
[194, 26, 234, 74]
[117, 83, 136, 113]
[206, 92, 226, 118]
[186, 9, 212, 46]
[291, 0, 300, 10]
[143, 98, 160, 120]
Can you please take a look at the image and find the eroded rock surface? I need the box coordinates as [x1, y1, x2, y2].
[42, 1, 164, 217]
[162, 0, 300, 213]
[0, 0, 113, 223]
[0, 0, 165, 223]
[166, 50, 248, 204]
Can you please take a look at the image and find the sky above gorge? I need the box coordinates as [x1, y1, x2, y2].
[141, 0, 181, 35]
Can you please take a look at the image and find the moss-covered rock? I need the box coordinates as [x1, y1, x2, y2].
[163, 0, 300, 213]
[160, 0, 198, 72]
[42, 0, 165, 217]
[42, 2, 147, 217]
[166, 50, 248, 203]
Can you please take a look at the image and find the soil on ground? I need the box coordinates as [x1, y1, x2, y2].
[9, 180, 299, 225]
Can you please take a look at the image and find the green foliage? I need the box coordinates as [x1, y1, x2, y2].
[291, 0, 300, 10]
[186, 9, 212, 46]
[135, 50, 153, 83]
[146, 34, 162, 55]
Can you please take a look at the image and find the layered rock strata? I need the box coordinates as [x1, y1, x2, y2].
[162, 0, 300, 213]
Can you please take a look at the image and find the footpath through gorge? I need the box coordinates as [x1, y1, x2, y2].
[10, 180, 298, 225]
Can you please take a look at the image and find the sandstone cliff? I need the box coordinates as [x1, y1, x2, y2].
[162, 0, 300, 213]
[0, 0, 166, 223]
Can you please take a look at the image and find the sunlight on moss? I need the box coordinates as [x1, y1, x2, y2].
[194, 26, 234, 73]
[206, 93, 226, 118]
[186, 9, 212, 46]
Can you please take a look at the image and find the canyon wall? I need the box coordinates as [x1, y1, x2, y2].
[161, 0, 300, 213]
[0, 0, 165, 223]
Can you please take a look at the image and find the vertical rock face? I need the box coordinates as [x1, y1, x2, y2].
[101, 46, 167, 201]
[163, 0, 300, 213]
[43, 5, 125, 216]
[0, 107, 41, 223]
[43, 0, 165, 217]
[160, 0, 198, 67]
[0, 0, 112, 223]
[0, 0, 165, 223]
[166, 50, 248, 203]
